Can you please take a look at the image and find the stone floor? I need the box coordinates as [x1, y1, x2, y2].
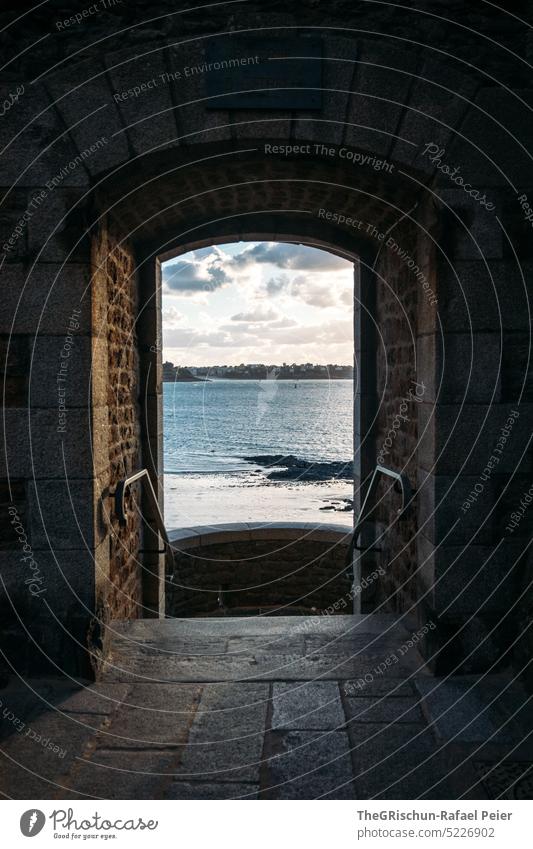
[1, 615, 532, 799]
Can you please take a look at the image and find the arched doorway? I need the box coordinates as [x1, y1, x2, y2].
[91, 144, 430, 653]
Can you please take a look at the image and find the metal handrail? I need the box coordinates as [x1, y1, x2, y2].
[113, 464, 410, 562]
[112, 468, 169, 545]
[112, 464, 411, 612]
[345, 464, 413, 567]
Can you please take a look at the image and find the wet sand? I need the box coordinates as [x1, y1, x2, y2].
[164, 471, 354, 531]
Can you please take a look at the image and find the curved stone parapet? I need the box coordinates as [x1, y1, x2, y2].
[167, 522, 354, 617]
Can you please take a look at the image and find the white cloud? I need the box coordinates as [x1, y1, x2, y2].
[162, 251, 229, 295]
[162, 306, 184, 327]
[265, 275, 289, 296]
[161, 242, 354, 365]
[231, 307, 279, 322]
[268, 318, 297, 329]
[230, 242, 349, 271]
[289, 274, 338, 308]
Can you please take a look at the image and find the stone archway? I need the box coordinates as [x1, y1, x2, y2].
[88, 144, 436, 664]
[2, 17, 530, 683]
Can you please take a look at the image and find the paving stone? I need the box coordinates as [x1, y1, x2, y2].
[109, 614, 404, 640]
[96, 684, 200, 748]
[3, 614, 529, 801]
[103, 648, 426, 682]
[304, 634, 411, 656]
[474, 761, 533, 800]
[0, 687, 54, 740]
[104, 617, 425, 685]
[165, 782, 259, 799]
[415, 678, 525, 744]
[226, 636, 306, 655]
[103, 646, 266, 682]
[344, 696, 425, 724]
[272, 682, 345, 730]
[170, 683, 268, 782]
[265, 730, 355, 799]
[175, 732, 265, 783]
[342, 678, 414, 698]
[65, 750, 177, 799]
[52, 684, 130, 715]
[0, 711, 103, 799]
[192, 683, 269, 735]
[127, 638, 229, 657]
[347, 723, 454, 799]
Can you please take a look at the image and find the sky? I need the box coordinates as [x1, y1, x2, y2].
[161, 241, 354, 367]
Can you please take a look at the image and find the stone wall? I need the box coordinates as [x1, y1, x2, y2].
[371, 219, 420, 615]
[0, 0, 531, 683]
[92, 219, 143, 625]
[167, 528, 352, 617]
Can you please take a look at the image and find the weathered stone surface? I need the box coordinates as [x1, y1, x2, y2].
[167, 534, 351, 617]
[192, 682, 269, 737]
[0, 710, 103, 799]
[347, 722, 453, 799]
[165, 781, 258, 799]
[418, 402, 533, 476]
[105, 47, 178, 156]
[395, 58, 478, 167]
[415, 678, 526, 744]
[1, 610, 531, 799]
[345, 41, 417, 156]
[0, 407, 108, 478]
[416, 468, 495, 546]
[271, 681, 345, 730]
[416, 332, 501, 405]
[176, 732, 265, 783]
[416, 534, 521, 617]
[421, 261, 532, 335]
[344, 695, 424, 724]
[436, 189, 503, 260]
[264, 730, 355, 799]
[293, 36, 356, 147]
[67, 750, 177, 799]
[45, 59, 130, 175]
[448, 88, 533, 187]
[0, 264, 92, 336]
[342, 678, 414, 698]
[97, 684, 200, 748]
[27, 478, 102, 551]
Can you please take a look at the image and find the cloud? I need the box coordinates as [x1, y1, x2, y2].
[162, 306, 184, 327]
[164, 327, 256, 349]
[265, 275, 289, 296]
[268, 318, 297, 329]
[161, 242, 354, 364]
[193, 246, 219, 260]
[289, 274, 338, 308]
[231, 242, 349, 271]
[162, 254, 229, 294]
[230, 307, 279, 322]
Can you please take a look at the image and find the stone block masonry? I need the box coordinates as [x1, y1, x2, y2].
[373, 218, 419, 617]
[92, 219, 143, 624]
[0, 0, 531, 688]
[167, 530, 351, 617]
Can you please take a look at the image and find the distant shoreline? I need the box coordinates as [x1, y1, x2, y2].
[163, 376, 352, 382]
[164, 376, 211, 382]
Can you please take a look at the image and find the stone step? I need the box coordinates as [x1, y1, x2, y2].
[101, 614, 428, 684]
[108, 613, 415, 638]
